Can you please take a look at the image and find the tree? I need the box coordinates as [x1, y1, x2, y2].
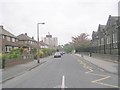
[72, 33, 91, 52]
[63, 43, 74, 53]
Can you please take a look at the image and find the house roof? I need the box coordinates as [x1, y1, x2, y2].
[106, 15, 119, 27]
[98, 24, 105, 32]
[39, 41, 49, 46]
[0, 25, 17, 38]
[17, 33, 36, 41]
[92, 31, 97, 36]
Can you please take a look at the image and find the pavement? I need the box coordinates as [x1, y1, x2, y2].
[75, 54, 118, 74]
[1, 55, 53, 83]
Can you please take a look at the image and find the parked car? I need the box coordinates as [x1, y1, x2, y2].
[60, 52, 63, 55]
[54, 52, 61, 58]
[62, 52, 65, 54]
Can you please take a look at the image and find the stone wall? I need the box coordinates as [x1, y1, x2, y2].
[79, 52, 119, 62]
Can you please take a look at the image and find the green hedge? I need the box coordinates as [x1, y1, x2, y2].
[0, 48, 21, 60]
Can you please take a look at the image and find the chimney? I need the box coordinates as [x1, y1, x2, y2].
[0, 25, 3, 29]
[25, 33, 27, 35]
[32, 37, 34, 39]
[109, 15, 111, 17]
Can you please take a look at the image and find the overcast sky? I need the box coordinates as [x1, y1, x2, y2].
[0, 0, 119, 45]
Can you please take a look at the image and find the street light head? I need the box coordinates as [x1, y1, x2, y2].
[42, 22, 45, 24]
[38, 22, 45, 24]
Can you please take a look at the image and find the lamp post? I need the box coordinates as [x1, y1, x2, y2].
[37, 22, 45, 63]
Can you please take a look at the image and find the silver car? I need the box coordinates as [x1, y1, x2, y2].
[54, 52, 61, 58]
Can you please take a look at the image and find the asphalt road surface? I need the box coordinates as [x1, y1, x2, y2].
[2, 54, 118, 88]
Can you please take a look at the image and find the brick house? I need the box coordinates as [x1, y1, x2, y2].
[40, 40, 49, 49]
[91, 15, 119, 56]
[0, 25, 19, 53]
[17, 33, 38, 59]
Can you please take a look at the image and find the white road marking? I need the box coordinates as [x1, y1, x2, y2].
[92, 76, 118, 88]
[92, 76, 111, 83]
[85, 69, 93, 73]
[99, 68, 104, 72]
[54, 75, 67, 88]
[61, 75, 65, 89]
[93, 82, 119, 88]
[73, 54, 119, 88]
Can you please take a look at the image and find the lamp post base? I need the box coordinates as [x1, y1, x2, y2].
[37, 59, 40, 63]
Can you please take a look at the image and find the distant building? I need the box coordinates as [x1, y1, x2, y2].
[39, 41, 49, 49]
[41, 33, 58, 48]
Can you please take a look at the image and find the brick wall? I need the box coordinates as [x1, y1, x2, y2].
[2, 54, 34, 68]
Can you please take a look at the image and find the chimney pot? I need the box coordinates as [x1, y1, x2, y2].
[25, 33, 27, 35]
[32, 37, 34, 39]
[0, 25, 3, 29]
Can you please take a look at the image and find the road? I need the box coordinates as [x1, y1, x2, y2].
[2, 54, 118, 88]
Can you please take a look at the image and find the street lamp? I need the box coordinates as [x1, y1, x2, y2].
[37, 22, 45, 63]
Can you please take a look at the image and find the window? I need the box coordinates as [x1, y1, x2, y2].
[94, 40, 97, 46]
[24, 41, 28, 44]
[5, 46, 12, 52]
[2, 35, 5, 39]
[30, 41, 33, 44]
[101, 38, 104, 45]
[113, 33, 118, 43]
[14, 47, 18, 49]
[98, 39, 101, 46]
[16, 39, 18, 42]
[12, 38, 15, 42]
[6, 36, 11, 41]
[107, 36, 110, 44]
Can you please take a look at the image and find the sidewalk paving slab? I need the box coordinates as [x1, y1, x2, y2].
[1, 55, 53, 83]
[75, 54, 118, 74]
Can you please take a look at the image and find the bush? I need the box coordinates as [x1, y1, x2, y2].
[41, 48, 55, 56]
[36, 48, 56, 58]
[0, 53, 9, 60]
[39, 51, 44, 58]
[8, 49, 21, 59]
[36, 51, 44, 58]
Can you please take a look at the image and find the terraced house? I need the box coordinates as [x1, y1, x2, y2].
[0, 25, 19, 53]
[91, 15, 120, 58]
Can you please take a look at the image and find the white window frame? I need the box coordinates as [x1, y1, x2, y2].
[12, 38, 15, 42]
[5, 46, 12, 52]
[101, 38, 104, 45]
[107, 36, 110, 44]
[6, 36, 11, 41]
[2, 35, 5, 39]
